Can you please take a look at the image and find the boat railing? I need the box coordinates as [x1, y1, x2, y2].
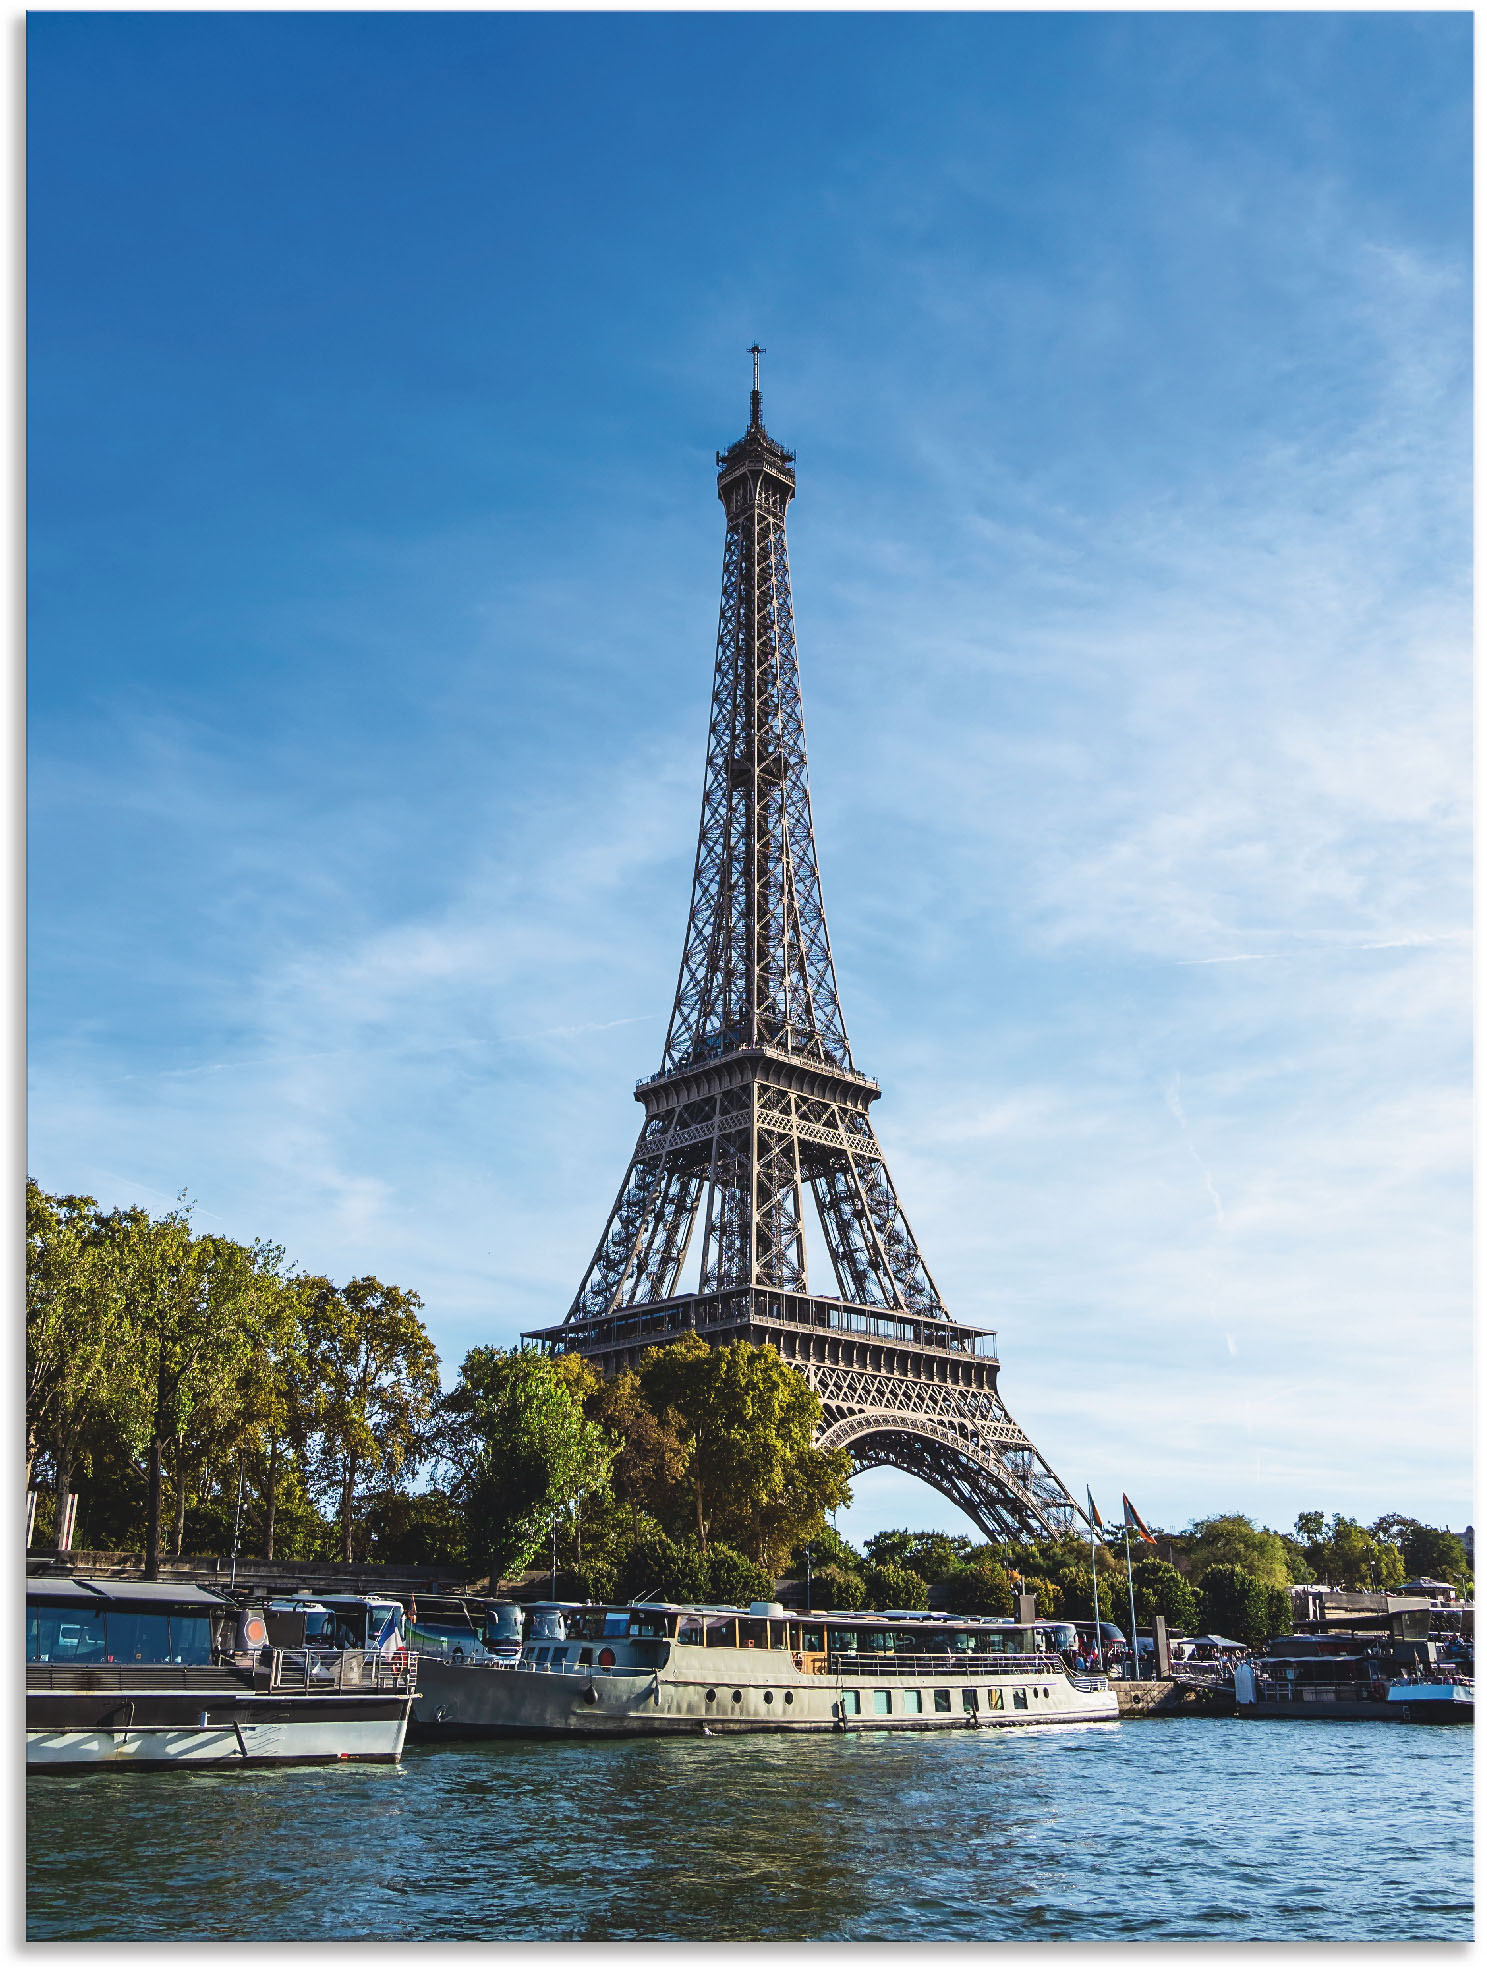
[267, 1647, 418, 1694]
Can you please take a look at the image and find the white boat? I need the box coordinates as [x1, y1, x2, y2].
[412, 1600, 1119, 1739]
[26, 1578, 416, 1767]
[1387, 1680, 1473, 1724]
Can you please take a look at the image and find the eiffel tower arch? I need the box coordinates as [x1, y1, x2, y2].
[528, 356, 1084, 1543]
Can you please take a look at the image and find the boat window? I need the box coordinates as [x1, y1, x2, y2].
[903, 1690, 923, 1714]
[962, 1688, 980, 1712]
[798, 1627, 825, 1654]
[169, 1614, 213, 1665]
[676, 1617, 704, 1646]
[739, 1620, 768, 1649]
[603, 1613, 630, 1638]
[933, 1688, 952, 1713]
[872, 1689, 892, 1715]
[952, 1631, 980, 1654]
[842, 1690, 862, 1716]
[550, 1648, 569, 1667]
[866, 1630, 895, 1653]
[28, 1605, 107, 1663]
[705, 1616, 737, 1646]
[769, 1622, 791, 1650]
[577, 1648, 592, 1668]
[105, 1613, 173, 1664]
[535, 1647, 551, 1666]
[627, 1613, 669, 1640]
[828, 1628, 860, 1653]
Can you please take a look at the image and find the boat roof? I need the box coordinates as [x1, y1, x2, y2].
[26, 1577, 226, 1607]
[619, 1602, 1039, 1628]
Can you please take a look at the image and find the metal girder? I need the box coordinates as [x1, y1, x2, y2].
[544, 374, 1086, 1546]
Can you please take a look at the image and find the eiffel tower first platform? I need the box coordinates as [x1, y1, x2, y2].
[527, 355, 1084, 1542]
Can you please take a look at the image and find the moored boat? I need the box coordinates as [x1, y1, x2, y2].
[1387, 1680, 1473, 1724]
[412, 1600, 1119, 1739]
[27, 1578, 417, 1768]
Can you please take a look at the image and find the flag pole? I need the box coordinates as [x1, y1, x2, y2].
[1086, 1488, 1105, 1673]
[1124, 1524, 1141, 1682]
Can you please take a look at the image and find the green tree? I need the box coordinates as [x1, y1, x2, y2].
[1197, 1562, 1275, 1647]
[863, 1560, 930, 1611]
[940, 1561, 1014, 1617]
[1186, 1515, 1296, 1590]
[1370, 1516, 1472, 1589]
[637, 1337, 852, 1570]
[439, 1346, 614, 1587]
[863, 1529, 972, 1585]
[107, 1206, 276, 1578]
[703, 1544, 775, 1607]
[302, 1275, 442, 1561]
[26, 1182, 130, 1536]
[809, 1561, 867, 1611]
[1130, 1555, 1199, 1634]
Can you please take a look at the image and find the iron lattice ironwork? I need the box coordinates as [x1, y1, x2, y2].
[527, 363, 1083, 1542]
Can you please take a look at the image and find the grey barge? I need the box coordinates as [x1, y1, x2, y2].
[27, 1578, 416, 1767]
[413, 1599, 1119, 1739]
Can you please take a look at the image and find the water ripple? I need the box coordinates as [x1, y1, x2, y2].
[27, 1718, 1473, 1941]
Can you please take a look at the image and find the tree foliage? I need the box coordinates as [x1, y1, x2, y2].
[635, 1336, 852, 1570]
[438, 1346, 615, 1588]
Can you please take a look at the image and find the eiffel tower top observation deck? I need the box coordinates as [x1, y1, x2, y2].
[528, 356, 1084, 1542]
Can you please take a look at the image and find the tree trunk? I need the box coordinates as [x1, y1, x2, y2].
[341, 1462, 356, 1563]
[693, 1471, 707, 1554]
[145, 1432, 165, 1580]
[172, 1453, 189, 1557]
[264, 1437, 279, 1561]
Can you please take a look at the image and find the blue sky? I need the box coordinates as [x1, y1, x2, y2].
[28, 12, 1472, 1543]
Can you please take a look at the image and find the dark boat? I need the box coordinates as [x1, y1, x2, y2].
[27, 1578, 416, 1767]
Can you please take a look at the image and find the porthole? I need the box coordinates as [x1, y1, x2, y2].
[784, 1691, 794, 1705]
[597, 1647, 616, 1668]
[732, 1689, 743, 1703]
[705, 1689, 716, 1703]
[763, 1690, 774, 1704]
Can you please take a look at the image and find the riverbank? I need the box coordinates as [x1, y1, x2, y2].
[1114, 1677, 1234, 1718]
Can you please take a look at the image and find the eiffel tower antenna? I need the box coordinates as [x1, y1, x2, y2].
[527, 373, 1084, 1542]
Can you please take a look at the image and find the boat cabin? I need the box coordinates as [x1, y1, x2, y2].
[406, 1597, 524, 1663]
[513, 1601, 1060, 1676]
[26, 1578, 229, 1666]
[264, 1595, 404, 1654]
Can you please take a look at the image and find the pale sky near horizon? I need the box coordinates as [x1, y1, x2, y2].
[28, 12, 1472, 1544]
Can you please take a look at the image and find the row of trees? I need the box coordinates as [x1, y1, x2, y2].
[27, 1184, 852, 1589]
[796, 1508, 1473, 1650]
[28, 1182, 440, 1574]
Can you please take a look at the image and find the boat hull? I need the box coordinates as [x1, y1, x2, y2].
[412, 1656, 1118, 1740]
[26, 1670, 412, 1767]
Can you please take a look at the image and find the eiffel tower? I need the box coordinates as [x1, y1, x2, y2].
[528, 354, 1084, 1541]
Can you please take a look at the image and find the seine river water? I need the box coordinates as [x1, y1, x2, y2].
[27, 1719, 1473, 1942]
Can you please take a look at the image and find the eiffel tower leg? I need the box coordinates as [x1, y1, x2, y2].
[807, 1358, 1084, 1542]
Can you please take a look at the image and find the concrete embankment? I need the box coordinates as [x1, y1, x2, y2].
[1115, 1679, 1235, 1719]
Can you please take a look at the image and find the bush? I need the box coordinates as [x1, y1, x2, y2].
[940, 1562, 1014, 1618]
[1266, 1584, 1294, 1639]
[615, 1529, 711, 1605]
[863, 1561, 929, 1611]
[704, 1544, 775, 1607]
[809, 1561, 866, 1611]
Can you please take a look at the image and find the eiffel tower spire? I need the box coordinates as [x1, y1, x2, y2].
[528, 363, 1084, 1543]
